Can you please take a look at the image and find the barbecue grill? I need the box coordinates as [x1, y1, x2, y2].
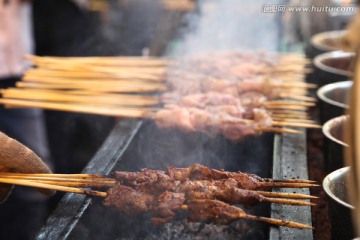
[30, 1, 314, 239]
[35, 119, 312, 240]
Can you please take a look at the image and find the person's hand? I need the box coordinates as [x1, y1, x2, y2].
[0, 131, 55, 203]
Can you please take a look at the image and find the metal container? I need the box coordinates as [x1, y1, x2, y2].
[317, 80, 352, 124]
[323, 167, 355, 240]
[322, 115, 349, 172]
[308, 30, 347, 59]
[313, 51, 354, 87]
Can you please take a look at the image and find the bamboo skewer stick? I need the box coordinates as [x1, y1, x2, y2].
[265, 179, 317, 183]
[1, 89, 160, 107]
[259, 127, 302, 134]
[265, 105, 309, 111]
[265, 101, 315, 107]
[272, 115, 310, 120]
[0, 174, 115, 183]
[0, 98, 152, 118]
[25, 55, 170, 67]
[257, 182, 320, 188]
[271, 121, 321, 129]
[19, 79, 166, 88]
[278, 94, 316, 102]
[30, 63, 167, 75]
[0, 177, 107, 197]
[271, 82, 316, 88]
[25, 69, 164, 82]
[11, 88, 159, 102]
[0, 173, 116, 188]
[245, 214, 313, 229]
[263, 197, 315, 206]
[272, 118, 318, 124]
[16, 81, 166, 93]
[0, 173, 106, 178]
[24, 74, 164, 83]
[24, 69, 165, 82]
[255, 191, 318, 199]
[0, 174, 116, 185]
[20, 77, 166, 88]
[27, 180, 114, 188]
[271, 111, 308, 117]
[27, 53, 310, 65]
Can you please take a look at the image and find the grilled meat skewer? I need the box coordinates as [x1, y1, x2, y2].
[103, 182, 313, 229]
[180, 179, 314, 206]
[112, 164, 316, 203]
[185, 199, 312, 229]
[166, 164, 318, 189]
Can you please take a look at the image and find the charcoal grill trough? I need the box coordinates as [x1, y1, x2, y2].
[35, 119, 313, 240]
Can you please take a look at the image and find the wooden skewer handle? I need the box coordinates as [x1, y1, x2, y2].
[245, 214, 313, 229]
[0, 177, 107, 197]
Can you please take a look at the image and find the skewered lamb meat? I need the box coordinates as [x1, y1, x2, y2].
[104, 183, 154, 215]
[104, 164, 316, 229]
[166, 164, 315, 190]
[154, 103, 273, 140]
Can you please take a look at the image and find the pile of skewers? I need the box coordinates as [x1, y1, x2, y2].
[0, 164, 318, 229]
[0, 51, 320, 140]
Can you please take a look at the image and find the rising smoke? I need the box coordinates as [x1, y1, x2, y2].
[169, 0, 282, 57]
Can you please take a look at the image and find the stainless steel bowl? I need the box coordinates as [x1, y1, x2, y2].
[323, 166, 356, 240]
[323, 115, 349, 147]
[317, 81, 352, 124]
[317, 80, 352, 109]
[322, 115, 349, 172]
[323, 166, 353, 209]
[311, 30, 347, 53]
[314, 51, 354, 77]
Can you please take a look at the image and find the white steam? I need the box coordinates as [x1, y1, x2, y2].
[169, 0, 283, 56]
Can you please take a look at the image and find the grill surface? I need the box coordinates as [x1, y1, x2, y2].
[35, 119, 312, 240]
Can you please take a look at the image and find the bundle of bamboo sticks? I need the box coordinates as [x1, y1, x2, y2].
[0, 53, 320, 134]
[0, 172, 113, 197]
